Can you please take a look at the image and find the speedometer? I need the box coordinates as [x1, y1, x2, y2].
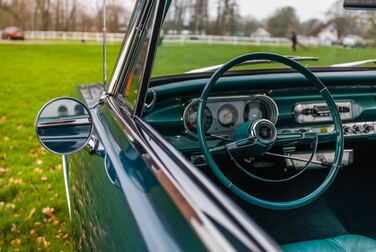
[183, 101, 213, 135]
[218, 104, 238, 127]
[244, 96, 278, 123]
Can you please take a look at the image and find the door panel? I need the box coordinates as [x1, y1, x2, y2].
[68, 101, 206, 251]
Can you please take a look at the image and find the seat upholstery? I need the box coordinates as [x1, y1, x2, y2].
[283, 234, 376, 252]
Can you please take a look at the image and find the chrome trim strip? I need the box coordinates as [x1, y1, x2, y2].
[182, 94, 279, 137]
[37, 117, 91, 128]
[106, 0, 151, 95]
[62, 155, 71, 219]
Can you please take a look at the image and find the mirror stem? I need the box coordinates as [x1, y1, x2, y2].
[62, 155, 72, 219]
[103, 0, 107, 89]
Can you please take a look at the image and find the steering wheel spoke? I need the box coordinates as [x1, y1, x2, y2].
[276, 131, 317, 145]
[209, 137, 256, 155]
[275, 130, 338, 146]
[265, 152, 333, 168]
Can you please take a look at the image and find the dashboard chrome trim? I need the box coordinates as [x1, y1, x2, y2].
[182, 94, 279, 138]
[293, 100, 363, 124]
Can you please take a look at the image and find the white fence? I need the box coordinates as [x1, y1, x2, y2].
[26, 31, 125, 43]
[164, 34, 323, 46]
[23, 31, 322, 46]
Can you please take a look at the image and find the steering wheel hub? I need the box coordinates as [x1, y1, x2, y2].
[250, 119, 277, 145]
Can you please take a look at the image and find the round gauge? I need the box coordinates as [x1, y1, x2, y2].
[183, 101, 213, 135]
[244, 96, 278, 123]
[217, 104, 238, 127]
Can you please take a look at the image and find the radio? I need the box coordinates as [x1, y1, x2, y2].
[293, 101, 361, 123]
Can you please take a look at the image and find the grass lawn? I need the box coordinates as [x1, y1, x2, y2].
[0, 41, 374, 251]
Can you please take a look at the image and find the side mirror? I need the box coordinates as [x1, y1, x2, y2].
[36, 97, 93, 155]
[344, 0, 376, 10]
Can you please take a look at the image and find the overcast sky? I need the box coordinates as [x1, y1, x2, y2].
[237, 0, 338, 21]
[85, 0, 339, 22]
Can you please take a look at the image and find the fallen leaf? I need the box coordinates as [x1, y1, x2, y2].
[35, 159, 43, 165]
[6, 203, 15, 209]
[3, 136, 9, 141]
[9, 178, 23, 185]
[28, 208, 36, 219]
[34, 168, 43, 174]
[36, 236, 50, 248]
[0, 167, 8, 174]
[50, 164, 63, 171]
[11, 223, 17, 233]
[17, 123, 24, 129]
[0, 115, 7, 122]
[41, 176, 48, 181]
[30, 229, 36, 236]
[10, 239, 21, 246]
[42, 207, 55, 218]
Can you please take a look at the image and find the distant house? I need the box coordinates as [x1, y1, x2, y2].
[311, 22, 338, 46]
[251, 27, 271, 38]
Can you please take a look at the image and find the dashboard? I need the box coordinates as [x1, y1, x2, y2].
[145, 70, 376, 156]
[182, 95, 278, 137]
[181, 94, 376, 140]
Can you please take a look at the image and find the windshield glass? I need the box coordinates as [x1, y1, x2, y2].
[152, 0, 376, 76]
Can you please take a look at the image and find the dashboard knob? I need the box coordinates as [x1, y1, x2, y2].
[343, 126, 352, 135]
[365, 124, 374, 132]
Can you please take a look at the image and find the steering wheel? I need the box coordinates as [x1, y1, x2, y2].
[197, 53, 344, 210]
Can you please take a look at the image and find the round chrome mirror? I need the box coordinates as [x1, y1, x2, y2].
[36, 97, 93, 155]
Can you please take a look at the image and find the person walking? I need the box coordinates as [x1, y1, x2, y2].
[290, 31, 298, 52]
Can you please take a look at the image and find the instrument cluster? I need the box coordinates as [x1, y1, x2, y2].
[182, 95, 278, 137]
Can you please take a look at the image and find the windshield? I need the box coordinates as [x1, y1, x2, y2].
[152, 0, 376, 76]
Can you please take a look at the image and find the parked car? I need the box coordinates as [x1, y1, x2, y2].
[342, 35, 366, 48]
[35, 0, 376, 251]
[1, 27, 25, 40]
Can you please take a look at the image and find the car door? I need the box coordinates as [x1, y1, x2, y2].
[67, 0, 207, 251]
[66, 0, 281, 251]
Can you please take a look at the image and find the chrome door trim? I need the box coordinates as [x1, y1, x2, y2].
[106, 0, 155, 96]
[134, 0, 167, 116]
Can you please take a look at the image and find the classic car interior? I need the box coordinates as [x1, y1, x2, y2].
[139, 0, 376, 246]
[33, 0, 376, 250]
[145, 62, 376, 250]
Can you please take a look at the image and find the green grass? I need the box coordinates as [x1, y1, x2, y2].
[0, 43, 122, 251]
[153, 43, 376, 75]
[0, 41, 375, 251]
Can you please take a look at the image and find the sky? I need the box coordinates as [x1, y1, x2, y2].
[82, 0, 339, 22]
[236, 0, 338, 22]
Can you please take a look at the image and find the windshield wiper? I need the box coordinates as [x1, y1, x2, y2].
[331, 59, 376, 68]
[186, 56, 319, 74]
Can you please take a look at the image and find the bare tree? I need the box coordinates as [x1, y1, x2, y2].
[266, 6, 300, 37]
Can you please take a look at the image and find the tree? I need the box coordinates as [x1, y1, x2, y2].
[35, 0, 52, 30]
[190, 0, 208, 34]
[300, 18, 323, 36]
[212, 0, 239, 35]
[266, 6, 300, 37]
[326, 0, 357, 39]
[240, 16, 259, 36]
